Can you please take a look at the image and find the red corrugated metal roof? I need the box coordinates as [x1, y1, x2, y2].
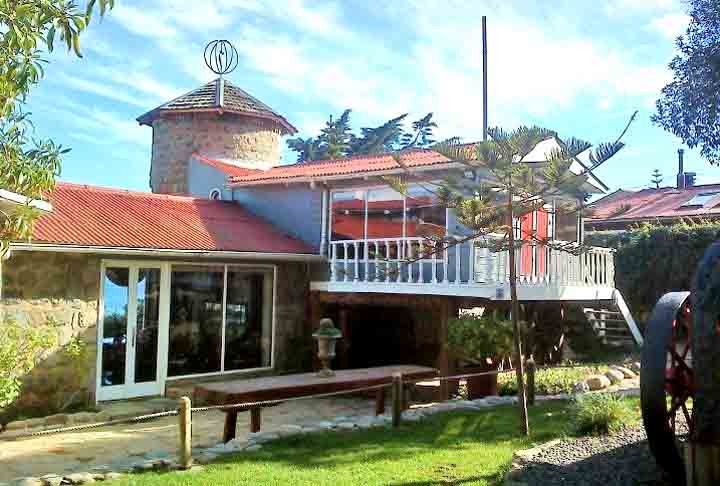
[587, 184, 720, 222]
[227, 150, 452, 185]
[28, 182, 314, 254]
[192, 153, 259, 178]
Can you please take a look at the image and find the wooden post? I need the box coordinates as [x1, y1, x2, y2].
[392, 373, 403, 428]
[685, 443, 720, 486]
[526, 357, 536, 406]
[222, 410, 238, 443]
[437, 299, 452, 401]
[178, 397, 193, 469]
[375, 388, 386, 416]
[250, 407, 262, 433]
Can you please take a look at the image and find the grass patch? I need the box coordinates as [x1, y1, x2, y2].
[109, 398, 640, 486]
[571, 393, 636, 436]
[497, 364, 612, 396]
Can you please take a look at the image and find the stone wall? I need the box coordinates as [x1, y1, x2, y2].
[150, 113, 283, 194]
[1, 252, 100, 417]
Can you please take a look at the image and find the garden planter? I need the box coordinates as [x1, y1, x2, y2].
[464, 365, 498, 399]
[313, 318, 343, 377]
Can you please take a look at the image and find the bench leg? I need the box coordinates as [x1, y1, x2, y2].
[375, 388, 385, 415]
[250, 407, 262, 433]
[223, 411, 238, 443]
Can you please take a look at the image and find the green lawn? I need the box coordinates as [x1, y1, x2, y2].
[111, 398, 641, 486]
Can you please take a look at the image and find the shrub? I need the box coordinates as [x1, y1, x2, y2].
[497, 365, 610, 396]
[0, 318, 56, 409]
[448, 310, 516, 367]
[571, 393, 632, 436]
[585, 220, 720, 321]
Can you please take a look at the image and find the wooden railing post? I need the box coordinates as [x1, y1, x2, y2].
[526, 357, 536, 406]
[178, 396, 193, 469]
[391, 372, 403, 428]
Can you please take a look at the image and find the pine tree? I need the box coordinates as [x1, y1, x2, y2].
[317, 109, 354, 160]
[351, 113, 408, 154]
[286, 137, 321, 163]
[401, 113, 437, 149]
[388, 117, 635, 435]
[651, 168, 663, 188]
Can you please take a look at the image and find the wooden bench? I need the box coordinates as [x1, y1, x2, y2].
[194, 364, 438, 442]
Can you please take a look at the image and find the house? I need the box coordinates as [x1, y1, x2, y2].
[0, 77, 639, 409]
[585, 149, 720, 232]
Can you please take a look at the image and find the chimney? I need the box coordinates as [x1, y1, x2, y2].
[677, 149, 685, 189]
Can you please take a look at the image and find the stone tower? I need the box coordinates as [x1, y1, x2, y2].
[137, 78, 297, 194]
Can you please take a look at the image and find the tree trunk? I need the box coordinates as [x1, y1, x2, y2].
[507, 192, 529, 436]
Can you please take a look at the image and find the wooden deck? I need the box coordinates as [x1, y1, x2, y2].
[194, 365, 438, 441]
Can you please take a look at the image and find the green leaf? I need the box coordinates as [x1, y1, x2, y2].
[86, 0, 97, 23]
[72, 34, 82, 58]
[46, 25, 55, 51]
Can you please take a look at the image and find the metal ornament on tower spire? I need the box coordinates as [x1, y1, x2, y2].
[203, 40, 239, 76]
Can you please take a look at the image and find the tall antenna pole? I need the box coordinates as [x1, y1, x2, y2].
[482, 16, 488, 141]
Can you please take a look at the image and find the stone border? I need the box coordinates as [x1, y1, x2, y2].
[504, 439, 565, 486]
[4, 377, 642, 486]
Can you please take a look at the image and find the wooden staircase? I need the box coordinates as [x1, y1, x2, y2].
[583, 290, 643, 346]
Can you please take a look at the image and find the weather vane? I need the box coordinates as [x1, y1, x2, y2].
[204, 40, 239, 76]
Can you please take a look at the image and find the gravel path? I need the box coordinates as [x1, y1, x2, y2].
[512, 425, 682, 485]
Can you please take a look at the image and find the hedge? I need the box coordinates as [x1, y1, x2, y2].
[586, 220, 720, 323]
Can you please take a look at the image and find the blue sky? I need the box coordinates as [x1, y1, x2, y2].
[25, 0, 711, 193]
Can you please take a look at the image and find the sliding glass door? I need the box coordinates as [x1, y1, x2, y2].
[97, 263, 167, 401]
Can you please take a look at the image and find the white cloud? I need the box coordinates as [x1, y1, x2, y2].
[110, 5, 178, 39]
[604, 0, 679, 16]
[648, 13, 691, 39]
[55, 73, 148, 108]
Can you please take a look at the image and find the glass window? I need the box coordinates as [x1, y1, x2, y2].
[406, 184, 446, 238]
[367, 187, 405, 239]
[134, 268, 161, 383]
[331, 190, 366, 240]
[167, 265, 224, 376]
[224, 270, 273, 370]
[101, 268, 129, 387]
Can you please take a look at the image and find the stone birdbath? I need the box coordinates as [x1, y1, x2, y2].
[312, 318, 343, 377]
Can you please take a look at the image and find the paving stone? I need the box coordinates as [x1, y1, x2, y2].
[64, 473, 95, 484]
[39, 475, 62, 486]
[16, 478, 43, 486]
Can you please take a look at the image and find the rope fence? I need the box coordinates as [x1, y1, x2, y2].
[2, 359, 624, 468]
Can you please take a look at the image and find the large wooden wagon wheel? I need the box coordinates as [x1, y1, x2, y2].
[641, 291, 694, 484]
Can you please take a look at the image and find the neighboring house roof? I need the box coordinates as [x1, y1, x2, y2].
[228, 150, 453, 186]
[21, 182, 313, 255]
[136, 78, 297, 134]
[586, 183, 720, 225]
[192, 153, 259, 178]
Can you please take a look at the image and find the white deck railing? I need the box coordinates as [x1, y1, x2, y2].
[328, 237, 615, 287]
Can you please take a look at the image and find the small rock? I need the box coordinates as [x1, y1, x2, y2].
[101, 473, 123, 481]
[336, 422, 357, 430]
[572, 381, 590, 393]
[64, 473, 95, 485]
[245, 444, 263, 452]
[4, 420, 28, 431]
[605, 369, 624, 385]
[16, 478, 43, 486]
[301, 425, 322, 434]
[586, 374, 611, 390]
[318, 421, 335, 429]
[175, 466, 205, 474]
[90, 475, 105, 482]
[613, 366, 636, 379]
[39, 474, 62, 486]
[131, 461, 155, 472]
[629, 361, 641, 373]
[71, 412, 98, 424]
[195, 453, 218, 465]
[43, 414, 69, 426]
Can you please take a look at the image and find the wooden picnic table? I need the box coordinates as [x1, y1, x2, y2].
[194, 364, 438, 442]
